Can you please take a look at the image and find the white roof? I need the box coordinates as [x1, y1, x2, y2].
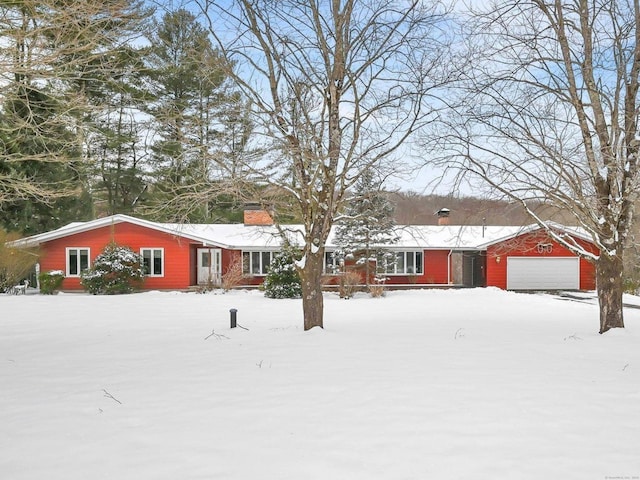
[9, 214, 591, 251]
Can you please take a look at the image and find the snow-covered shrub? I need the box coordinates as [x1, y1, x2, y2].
[39, 270, 64, 295]
[263, 249, 302, 299]
[368, 276, 386, 298]
[81, 243, 144, 295]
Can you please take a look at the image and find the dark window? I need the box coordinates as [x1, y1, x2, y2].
[67, 248, 89, 276]
[141, 248, 163, 276]
[243, 251, 274, 275]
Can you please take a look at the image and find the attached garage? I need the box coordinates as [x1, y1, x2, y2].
[506, 257, 580, 290]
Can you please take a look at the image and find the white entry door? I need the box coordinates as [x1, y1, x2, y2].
[197, 248, 222, 286]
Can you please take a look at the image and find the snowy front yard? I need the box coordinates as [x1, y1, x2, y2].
[1, 288, 639, 479]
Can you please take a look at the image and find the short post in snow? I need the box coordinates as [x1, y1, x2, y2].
[230, 308, 237, 329]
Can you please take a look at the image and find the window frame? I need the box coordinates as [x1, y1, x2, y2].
[66, 247, 90, 277]
[324, 250, 341, 274]
[242, 250, 275, 276]
[140, 248, 164, 277]
[386, 251, 424, 275]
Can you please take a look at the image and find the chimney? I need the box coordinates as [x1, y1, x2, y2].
[243, 205, 274, 226]
[436, 208, 451, 226]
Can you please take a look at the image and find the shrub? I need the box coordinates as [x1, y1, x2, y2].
[263, 249, 302, 299]
[39, 270, 65, 295]
[339, 270, 362, 299]
[0, 229, 38, 293]
[222, 255, 245, 292]
[368, 275, 387, 298]
[81, 243, 144, 295]
[623, 276, 640, 295]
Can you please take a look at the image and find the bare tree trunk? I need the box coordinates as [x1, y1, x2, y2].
[596, 253, 625, 334]
[300, 251, 325, 330]
[198, 0, 450, 330]
[443, 0, 640, 334]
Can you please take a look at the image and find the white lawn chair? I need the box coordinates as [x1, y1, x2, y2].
[10, 280, 29, 295]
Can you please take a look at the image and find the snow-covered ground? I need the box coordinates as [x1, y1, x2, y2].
[1, 288, 639, 480]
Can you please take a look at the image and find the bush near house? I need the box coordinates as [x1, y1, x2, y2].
[81, 243, 144, 295]
[39, 270, 65, 294]
[263, 249, 302, 299]
[0, 229, 38, 293]
[221, 255, 245, 292]
[339, 270, 362, 299]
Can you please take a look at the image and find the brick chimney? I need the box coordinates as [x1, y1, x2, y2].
[436, 208, 451, 226]
[243, 206, 274, 226]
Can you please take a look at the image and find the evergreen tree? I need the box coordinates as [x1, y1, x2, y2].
[86, 45, 152, 216]
[334, 169, 399, 286]
[0, 79, 93, 234]
[0, 0, 149, 232]
[143, 9, 246, 222]
[81, 243, 144, 294]
[263, 249, 302, 299]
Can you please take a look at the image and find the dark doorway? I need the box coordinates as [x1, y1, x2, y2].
[462, 251, 487, 287]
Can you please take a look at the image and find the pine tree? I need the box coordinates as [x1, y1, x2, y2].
[143, 9, 247, 222]
[263, 249, 302, 299]
[0, 0, 149, 232]
[334, 169, 399, 287]
[87, 45, 152, 216]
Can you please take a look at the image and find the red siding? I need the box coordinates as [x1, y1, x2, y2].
[223, 249, 263, 286]
[486, 231, 596, 290]
[381, 249, 451, 285]
[39, 222, 197, 291]
[37, 220, 597, 292]
[424, 250, 451, 284]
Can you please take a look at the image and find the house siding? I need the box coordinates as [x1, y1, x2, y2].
[29, 217, 599, 293]
[423, 250, 451, 284]
[222, 249, 265, 287]
[486, 231, 596, 290]
[39, 222, 195, 291]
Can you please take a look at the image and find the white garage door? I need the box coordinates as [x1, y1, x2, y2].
[507, 257, 580, 290]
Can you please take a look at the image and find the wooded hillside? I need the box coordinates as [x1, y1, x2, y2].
[390, 192, 575, 226]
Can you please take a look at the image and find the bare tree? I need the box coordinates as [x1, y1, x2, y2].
[0, 0, 148, 224]
[192, 0, 452, 330]
[441, 0, 640, 333]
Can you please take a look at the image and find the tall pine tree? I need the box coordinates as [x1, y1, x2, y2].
[0, 0, 149, 233]
[334, 169, 399, 287]
[86, 45, 152, 217]
[143, 9, 247, 222]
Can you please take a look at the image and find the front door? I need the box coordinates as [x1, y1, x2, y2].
[197, 248, 222, 286]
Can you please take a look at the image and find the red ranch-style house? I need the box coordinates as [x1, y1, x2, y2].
[9, 210, 598, 292]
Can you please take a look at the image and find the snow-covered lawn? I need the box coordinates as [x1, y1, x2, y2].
[1, 288, 639, 480]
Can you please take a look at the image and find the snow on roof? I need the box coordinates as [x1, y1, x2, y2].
[381, 225, 527, 250]
[156, 223, 533, 250]
[8, 214, 591, 251]
[157, 222, 294, 249]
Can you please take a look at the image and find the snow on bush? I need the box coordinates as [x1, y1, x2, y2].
[38, 270, 65, 295]
[81, 243, 144, 295]
[263, 249, 302, 299]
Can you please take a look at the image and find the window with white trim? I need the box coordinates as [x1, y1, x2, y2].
[324, 251, 341, 274]
[242, 251, 274, 275]
[386, 251, 423, 275]
[141, 248, 164, 276]
[67, 248, 90, 276]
